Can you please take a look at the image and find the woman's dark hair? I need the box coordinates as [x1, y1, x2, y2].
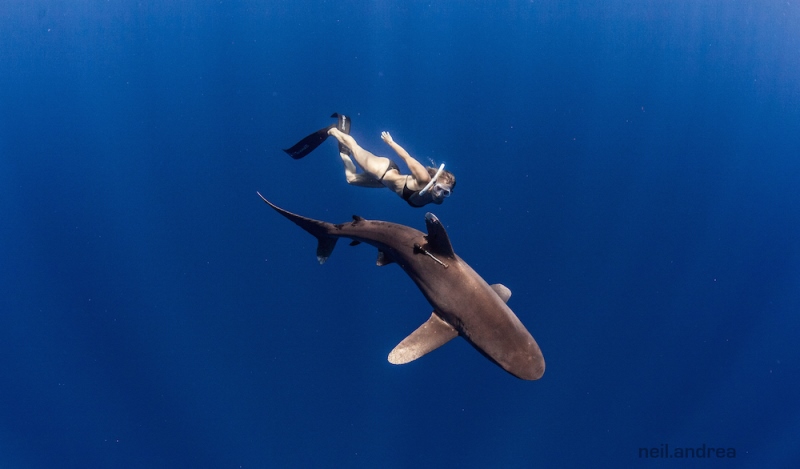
[426, 166, 456, 190]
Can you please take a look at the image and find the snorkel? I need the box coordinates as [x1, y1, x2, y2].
[418, 163, 446, 197]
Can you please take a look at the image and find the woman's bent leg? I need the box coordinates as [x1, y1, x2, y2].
[328, 128, 392, 179]
[338, 151, 384, 188]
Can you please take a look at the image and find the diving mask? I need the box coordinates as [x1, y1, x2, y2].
[432, 183, 451, 198]
[418, 163, 446, 197]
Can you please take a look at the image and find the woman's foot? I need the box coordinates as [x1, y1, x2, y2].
[328, 128, 351, 155]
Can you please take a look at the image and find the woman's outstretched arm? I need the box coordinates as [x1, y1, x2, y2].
[382, 132, 431, 187]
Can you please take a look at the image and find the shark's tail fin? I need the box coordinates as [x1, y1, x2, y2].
[257, 193, 338, 264]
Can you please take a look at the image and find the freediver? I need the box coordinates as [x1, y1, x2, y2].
[283, 114, 455, 207]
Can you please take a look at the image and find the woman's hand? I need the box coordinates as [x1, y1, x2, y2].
[381, 131, 394, 145]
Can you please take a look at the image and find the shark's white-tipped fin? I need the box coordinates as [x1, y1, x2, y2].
[388, 313, 458, 365]
[490, 284, 512, 303]
[376, 250, 395, 266]
[316, 237, 338, 264]
[422, 212, 455, 259]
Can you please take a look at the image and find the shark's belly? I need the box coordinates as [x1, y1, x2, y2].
[416, 260, 544, 379]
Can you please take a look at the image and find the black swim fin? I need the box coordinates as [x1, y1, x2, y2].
[282, 113, 351, 160]
[331, 112, 350, 134]
[282, 126, 332, 159]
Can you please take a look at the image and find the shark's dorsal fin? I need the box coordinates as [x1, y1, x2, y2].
[491, 284, 512, 303]
[423, 213, 455, 258]
[376, 250, 395, 266]
[352, 215, 366, 223]
[388, 313, 458, 365]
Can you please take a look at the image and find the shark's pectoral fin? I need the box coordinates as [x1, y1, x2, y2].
[490, 283, 512, 303]
[388, 313, 458, 365]
[376, 250, 395, 266]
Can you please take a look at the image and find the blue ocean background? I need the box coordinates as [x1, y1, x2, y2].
[2, 1, 799, 467]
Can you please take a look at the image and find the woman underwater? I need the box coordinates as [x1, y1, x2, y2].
[283, 114, 455, 207]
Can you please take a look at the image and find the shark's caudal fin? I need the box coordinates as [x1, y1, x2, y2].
[257, 193, 338, 264]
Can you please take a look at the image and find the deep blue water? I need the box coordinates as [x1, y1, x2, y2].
[2, 1, 799, 467]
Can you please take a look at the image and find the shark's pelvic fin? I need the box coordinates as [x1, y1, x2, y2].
[491, 284, 512, 303]
[316, 238, 338, 264]
[388, 313, 459, 365]
[376, 250, 395, 266]
[423, 213, 455, 259]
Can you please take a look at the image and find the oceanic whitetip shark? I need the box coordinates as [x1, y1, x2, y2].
[258, 193, 545, 380]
